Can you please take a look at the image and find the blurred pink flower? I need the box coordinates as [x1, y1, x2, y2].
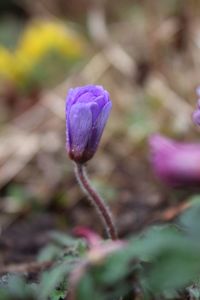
[73, 226, 103, 248]
[149, 134, 200, 187]
[192, 87, 200, 126]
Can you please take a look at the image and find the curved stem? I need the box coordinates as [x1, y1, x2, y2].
[74, 163, 118, 240]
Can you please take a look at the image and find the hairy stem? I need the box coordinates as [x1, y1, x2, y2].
[74, 163, 118, 240]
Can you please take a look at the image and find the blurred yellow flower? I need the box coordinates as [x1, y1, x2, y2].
[0, 19, 85, 89]
[16, 20, 84, 72]
[0, 47, 16, 81]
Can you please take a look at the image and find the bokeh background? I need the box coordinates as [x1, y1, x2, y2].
[0, 0, 200, 266]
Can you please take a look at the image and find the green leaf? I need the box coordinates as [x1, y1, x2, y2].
[128, 226, 200, 296]
[76, 273, 101, 300]
[178, 195, 200, 237]
[50, 289, 66, 300]
[76, 224, 200, 299]
[50, 231, 85, 249]
[38, 262, 73, 300]
[38, 244, 62, 262]
[0, 275, 37, 299]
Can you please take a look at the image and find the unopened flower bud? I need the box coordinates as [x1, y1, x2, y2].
[66, 85, 112, 163]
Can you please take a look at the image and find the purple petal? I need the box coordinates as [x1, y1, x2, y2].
[90, 96, 106, 121]
[87, 101, 112, 152]
[193, 110, 200, 126]
[70, 85, 103, 100]
[196, 87, 200, 97]
[66, 86, 92, 111]
[87, 85, 104, 96]
[66, 85, 107, 113]
[77, 92, 95, 104]
[95, 95, 106, 109]
[95, 101, 112, 135]
[90, 102, 99, 122]
[102, 90, 110, 103]
[149, 134, 200, 187]
[66, 88, 76, 113]
[68, 104, 92, 155]
[149, 134, 175, 154]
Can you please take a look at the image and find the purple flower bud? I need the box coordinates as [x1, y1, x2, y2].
[192, 87, 200, 126]
[149, 134, 200, 187]
[66, 85, 112, 163]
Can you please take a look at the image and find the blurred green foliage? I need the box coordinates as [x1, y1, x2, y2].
[75, 199, 200, 300]
[2, 199, 200, 299]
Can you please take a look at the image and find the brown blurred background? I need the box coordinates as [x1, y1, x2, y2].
[0, 0, 200, 266]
